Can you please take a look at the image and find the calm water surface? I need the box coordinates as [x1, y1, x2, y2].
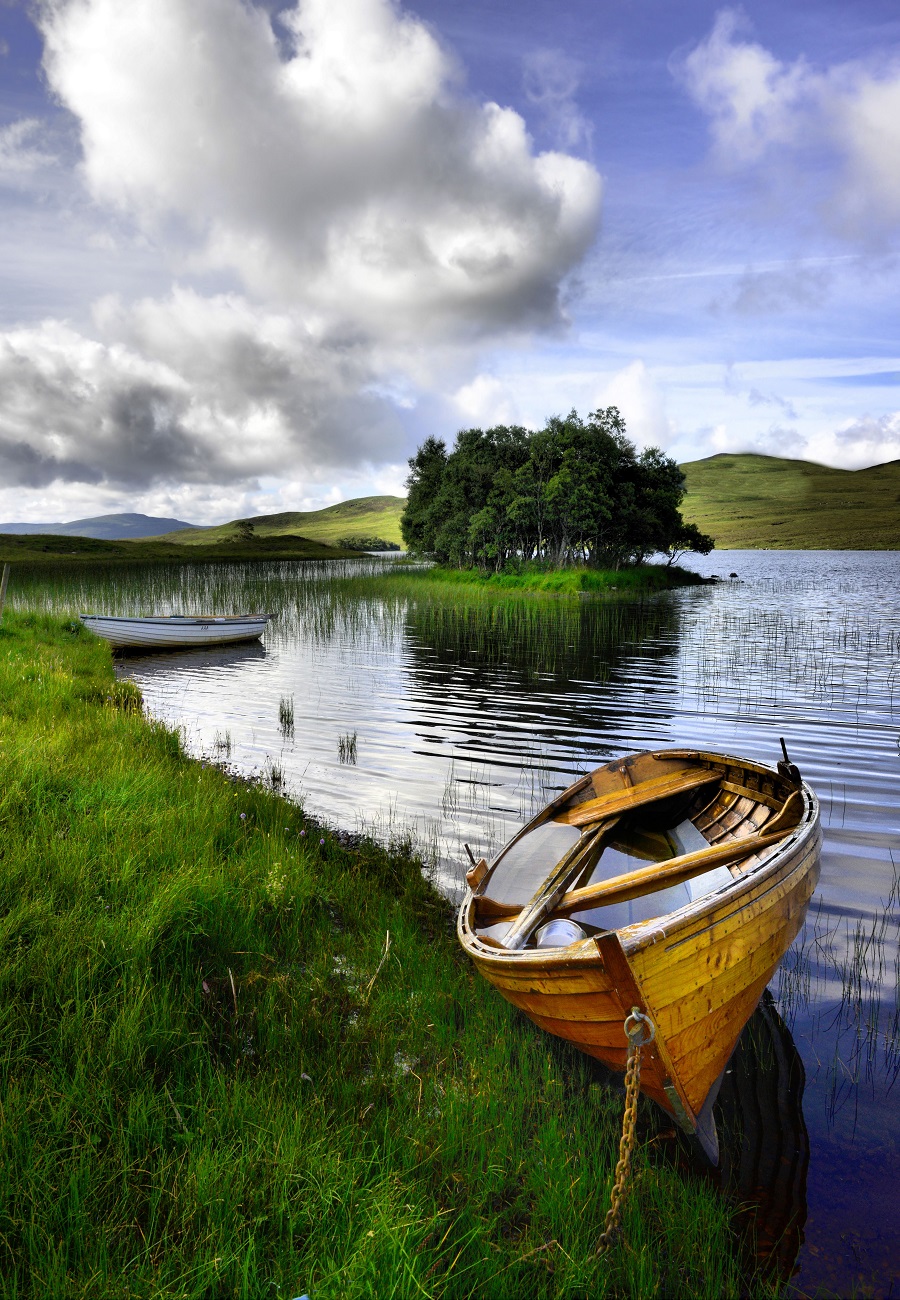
[15, 551, 899, 1296]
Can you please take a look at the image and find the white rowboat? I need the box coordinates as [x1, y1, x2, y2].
[79, 613, 271, 650]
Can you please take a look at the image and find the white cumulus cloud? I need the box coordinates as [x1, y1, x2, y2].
[598, 360, 674, 451]
[523, 49, 593, 152]
[0, 118, 59, 183]
[677, 8, 900, 235]
[39, 0, 600, 340]
[1, 0, 602, 515]
[675, 10, 811, 165]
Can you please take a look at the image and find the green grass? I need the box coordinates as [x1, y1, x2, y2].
[681, 453, 900, 549]
[160, 496, 406, 549]
[0, 613, 771, 1298]
[406, 564, 706, 594]
[0, 533, 361, 565]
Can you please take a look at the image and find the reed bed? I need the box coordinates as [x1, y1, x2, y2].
[676, 600, 900, 718]
[0, 612, 769, 1299]
[4, 557, 684, 684]
[279, 695, 295, 737]
[772, 873, 900, 1112]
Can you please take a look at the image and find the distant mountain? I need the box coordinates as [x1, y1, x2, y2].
[0, 513, 202, 540]
[681, 453, 900, 549]
[161, 495, 406, 547]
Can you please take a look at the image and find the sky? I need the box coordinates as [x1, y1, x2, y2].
[2, 0, 900, 524]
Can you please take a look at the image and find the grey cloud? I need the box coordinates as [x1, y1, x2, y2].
[0, 436, 101, 489]
[711, 264, 830, 316]
[0, 302, 408, 492]
[747, 387, 797, 418]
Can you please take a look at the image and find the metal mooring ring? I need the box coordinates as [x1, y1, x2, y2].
[623, 1007, 656, 1046]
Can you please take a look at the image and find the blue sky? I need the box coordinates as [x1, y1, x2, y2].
[2, 0, 900, 523]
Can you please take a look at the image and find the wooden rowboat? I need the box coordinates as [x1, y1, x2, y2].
[79, 613, 271, 650]
[457, 747, 821, 1162]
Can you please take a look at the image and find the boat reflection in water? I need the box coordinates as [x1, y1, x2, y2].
[116, 639, 267, 672]
[712, 991, 809, 1279]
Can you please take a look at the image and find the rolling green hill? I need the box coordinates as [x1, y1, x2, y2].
[0, 534, 359, 565]
[161, 495, 406, 548]
[681, 453, 900, 549]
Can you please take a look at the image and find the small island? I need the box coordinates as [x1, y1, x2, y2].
[400, 407, 713, 592]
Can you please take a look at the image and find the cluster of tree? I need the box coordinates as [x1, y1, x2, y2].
[401, 408, 714, 569]
[337, 535, 401, 551]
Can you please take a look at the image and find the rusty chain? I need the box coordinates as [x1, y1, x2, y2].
[595, 1006, 655, 1254]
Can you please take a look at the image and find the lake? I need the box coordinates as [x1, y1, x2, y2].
[12, 550, 899, 1296]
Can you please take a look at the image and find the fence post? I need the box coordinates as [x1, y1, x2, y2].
[0, 563, 10, 623]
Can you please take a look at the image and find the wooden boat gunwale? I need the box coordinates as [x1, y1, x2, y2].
[79, 614, 272, 625]
[456, 747, 822, 1162]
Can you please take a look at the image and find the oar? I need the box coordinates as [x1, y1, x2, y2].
[553, 821, 799, 916]
[499, 818, 620, 950]
[554, 766, 721, 828]
[480, 792, 805, 926]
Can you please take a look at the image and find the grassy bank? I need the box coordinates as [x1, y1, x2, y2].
[681, 453, 900, 549]
[0, 533, 361, 565]
[382, 562, 707, 595]
[0, 615, 763, 1298]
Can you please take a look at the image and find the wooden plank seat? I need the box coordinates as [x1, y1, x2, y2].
[554, 767, 722, 827]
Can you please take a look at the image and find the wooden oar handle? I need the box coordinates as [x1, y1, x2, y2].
[554, 825, 797, 916]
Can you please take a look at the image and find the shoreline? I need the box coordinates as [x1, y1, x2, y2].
[0, 611, 762, 1297]
[373, 562, 710, 596]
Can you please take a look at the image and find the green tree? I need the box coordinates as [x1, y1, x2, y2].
[411, 426, 530, 564]
[401, 437, 447, 552]
[663, 520, 715, 566]
[400, 408, 714, 569]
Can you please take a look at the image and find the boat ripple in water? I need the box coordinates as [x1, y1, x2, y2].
[457, 745, 821, 1165]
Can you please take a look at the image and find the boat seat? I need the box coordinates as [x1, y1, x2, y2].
[667, 820, 734, 902]
[484, 821, 582, 907]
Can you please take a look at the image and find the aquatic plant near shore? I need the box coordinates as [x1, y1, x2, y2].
[279, 693, 295, 736]
[773, 858, 900, 1108]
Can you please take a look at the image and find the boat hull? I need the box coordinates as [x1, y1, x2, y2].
[79, 614, 271, 649]
[457, 749, 821, 1156]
